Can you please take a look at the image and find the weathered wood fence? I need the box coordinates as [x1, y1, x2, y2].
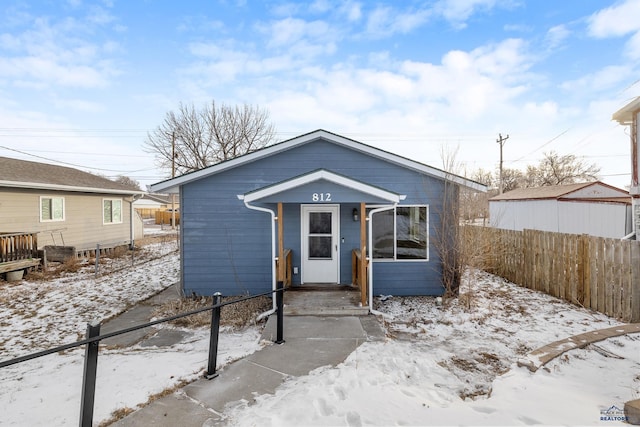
[155, 210, 180, 225]
[463, 226, 640, 322]
[0, 232, 38, 263]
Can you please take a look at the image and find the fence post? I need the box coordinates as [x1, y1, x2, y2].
[631, 242, 640, 322]
[79, 321, 101, 427]
[206, 292, 222, 379]
[94, 243, 100, 278]
[275, 281, 285, 344]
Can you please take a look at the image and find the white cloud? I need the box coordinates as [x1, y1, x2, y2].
[0, 56, 110, 88]
[309, 0, 332, 14]
[365, 5, 432, 37]
[545, 24, 570, 50]
[560, 65, 634, 92]
[339, 1, 362, 22]
[434, 0, 501, 29]
[0, 9, 121, 90]
[52, 97, 104, 112]
[587, 0, 640, 60]
[587, 0, 640, 38]
[265, 18, 332, 48]
[503, 23, 533, 33]
[627, 30, 640, 59]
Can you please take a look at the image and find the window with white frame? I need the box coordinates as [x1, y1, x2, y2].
[103, 198, 123, 224]
[372, 205, 428, 260]
[40, 196, 65, 222]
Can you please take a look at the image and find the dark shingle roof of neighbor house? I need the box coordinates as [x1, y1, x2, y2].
[490, 181, 630, 203]
[0, 156, 143, 195]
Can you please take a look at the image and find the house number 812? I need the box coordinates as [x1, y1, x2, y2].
[312, 193, 331, 202]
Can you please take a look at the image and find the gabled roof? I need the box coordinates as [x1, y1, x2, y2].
[151, 129, 487, 193]
[612, 96, 640, 125]
[490, 181, 630, 203]
[0, 156, 144, 195]
[138, 193, 173, 204]
[239, 169, 407, 204]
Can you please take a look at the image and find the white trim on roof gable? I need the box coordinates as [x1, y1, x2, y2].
[612, 96, 640, 124]
[150, 130, 487, 193]
[238, 169, 407, 203]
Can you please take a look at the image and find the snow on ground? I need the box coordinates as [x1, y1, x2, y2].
[223, 270, 639, 426]
[0, 233, 263, 426]
[0, 239, 179, 358]
[1, 234, 639, 426]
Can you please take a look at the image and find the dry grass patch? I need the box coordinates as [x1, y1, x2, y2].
[153, 295, 272, 330]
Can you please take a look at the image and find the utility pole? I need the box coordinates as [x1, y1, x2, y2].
[497, 133, 509, 194]
[171, 132, 176, 230]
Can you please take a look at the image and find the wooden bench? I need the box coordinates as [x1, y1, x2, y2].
[0, 258, 42, 274]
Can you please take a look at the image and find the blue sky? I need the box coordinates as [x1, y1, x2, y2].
[1, 0, 639, 190]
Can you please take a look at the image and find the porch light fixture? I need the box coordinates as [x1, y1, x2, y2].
[352, 208, 359, 222]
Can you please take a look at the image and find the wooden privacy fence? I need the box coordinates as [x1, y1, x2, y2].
[463, 226, 640, 322]
[155, 210, 180, 225]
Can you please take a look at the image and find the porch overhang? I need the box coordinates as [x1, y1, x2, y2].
[237, 169, 406, 204]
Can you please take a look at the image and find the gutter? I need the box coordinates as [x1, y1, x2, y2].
[129, 194, 145, 249]
[237, 195, 278, 315]
[0, 180, 145, 196]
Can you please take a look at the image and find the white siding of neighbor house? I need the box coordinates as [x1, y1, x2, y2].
[491, 200, 558, 232]
[557, 201, 630, 238]
[490, 199, 630, 239]
[562, 183, 629, 199]
[0, 188, 143, 250]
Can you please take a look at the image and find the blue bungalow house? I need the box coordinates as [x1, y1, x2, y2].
[150, 130, 485, 310]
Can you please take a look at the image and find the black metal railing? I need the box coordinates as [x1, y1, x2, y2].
[0, 282, 287, 427]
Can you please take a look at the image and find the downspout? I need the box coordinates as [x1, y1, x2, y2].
[238, 195, 278, 317]
[367, 205, 397, 316]
[129, 194, 144, 250]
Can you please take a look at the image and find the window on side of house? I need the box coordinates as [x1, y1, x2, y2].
[40, 196, 65, 222]
[372, 205, 428, 261]
[103, 198, 123, 224]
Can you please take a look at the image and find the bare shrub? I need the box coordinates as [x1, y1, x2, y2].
[433, 145, 502, 306]
[59, 256, 84, 274]
[153, 295, 272, 330]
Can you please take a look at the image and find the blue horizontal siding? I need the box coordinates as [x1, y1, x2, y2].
[372, 262, 444, 296]
[180, 137, 452, 297]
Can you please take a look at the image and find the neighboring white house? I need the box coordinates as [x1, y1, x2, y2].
[612, 96, 640, 239]
[489, 181, 631, 239]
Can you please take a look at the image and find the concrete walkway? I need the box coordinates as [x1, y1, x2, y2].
[100, 284, 188, 348]
[112, 314, 385, 426]
[103, 285, 640, 425]
[518, 323, 640, 372]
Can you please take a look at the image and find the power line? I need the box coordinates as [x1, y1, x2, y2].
[0, 145, 155, 174]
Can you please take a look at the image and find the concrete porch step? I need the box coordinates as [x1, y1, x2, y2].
[284, 285, 369, 316]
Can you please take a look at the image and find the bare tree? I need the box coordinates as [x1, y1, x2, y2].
[437, 148, 462, 297]
[144, 101, 276, 176]
[524, 151, 600, 187]
[114, 175, 141, 190]
[500, 167, 524, 193]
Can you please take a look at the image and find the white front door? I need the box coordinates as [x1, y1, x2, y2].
[301, 205, 340, 284]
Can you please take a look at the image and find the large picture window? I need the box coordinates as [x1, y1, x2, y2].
[103, 199, 123, 224]
[372, 206, 428, 260]
[40, 196, 65, 222]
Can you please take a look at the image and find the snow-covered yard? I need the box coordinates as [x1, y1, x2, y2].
[1, 236, 638, 426]
[224, 271, 639, 426]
